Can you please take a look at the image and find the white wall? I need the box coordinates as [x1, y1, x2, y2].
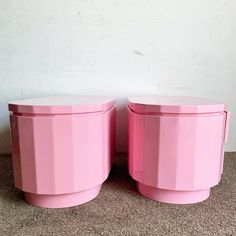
[0, 0, 236, 153]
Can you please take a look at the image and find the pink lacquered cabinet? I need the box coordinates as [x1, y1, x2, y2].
[128, 96, 230, 204]
[9, 96, 116, 208]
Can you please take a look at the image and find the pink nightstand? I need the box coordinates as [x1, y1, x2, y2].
[9, 96, 116, 208]
[128, 96, 230, 204]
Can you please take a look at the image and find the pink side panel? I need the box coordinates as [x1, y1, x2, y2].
[129, 110, 226, 191]
[10, 115, 23, 189]
[11, 115, 38, 192]
[10, 107, 115, 194]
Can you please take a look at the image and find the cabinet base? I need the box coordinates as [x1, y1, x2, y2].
[137, 182, 210, 204]
[24, 184, 102, 208]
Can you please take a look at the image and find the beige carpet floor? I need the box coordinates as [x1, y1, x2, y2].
[0, 153, 235, 236]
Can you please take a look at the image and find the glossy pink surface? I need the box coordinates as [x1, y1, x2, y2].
[9, 96, 115, 114]
[128, 96, 229, 204]
[129, 95, 226, 114]
[137, 183, 210, 204]
[9, 96, 116, 208]
[24, 185, 102, 208]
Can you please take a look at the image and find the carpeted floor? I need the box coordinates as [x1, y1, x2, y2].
[0, 153, 235, 236]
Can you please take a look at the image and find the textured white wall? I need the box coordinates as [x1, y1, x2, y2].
[0, 0, 236, 153]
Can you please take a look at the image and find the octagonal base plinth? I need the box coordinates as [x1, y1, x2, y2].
[137, 182, 210, 204]
[24, 184, 102, 208]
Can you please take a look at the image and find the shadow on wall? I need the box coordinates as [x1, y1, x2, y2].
[0, 126, 11, 154]
[0, 99, 12, 154]
[116, 98, 129, 154]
